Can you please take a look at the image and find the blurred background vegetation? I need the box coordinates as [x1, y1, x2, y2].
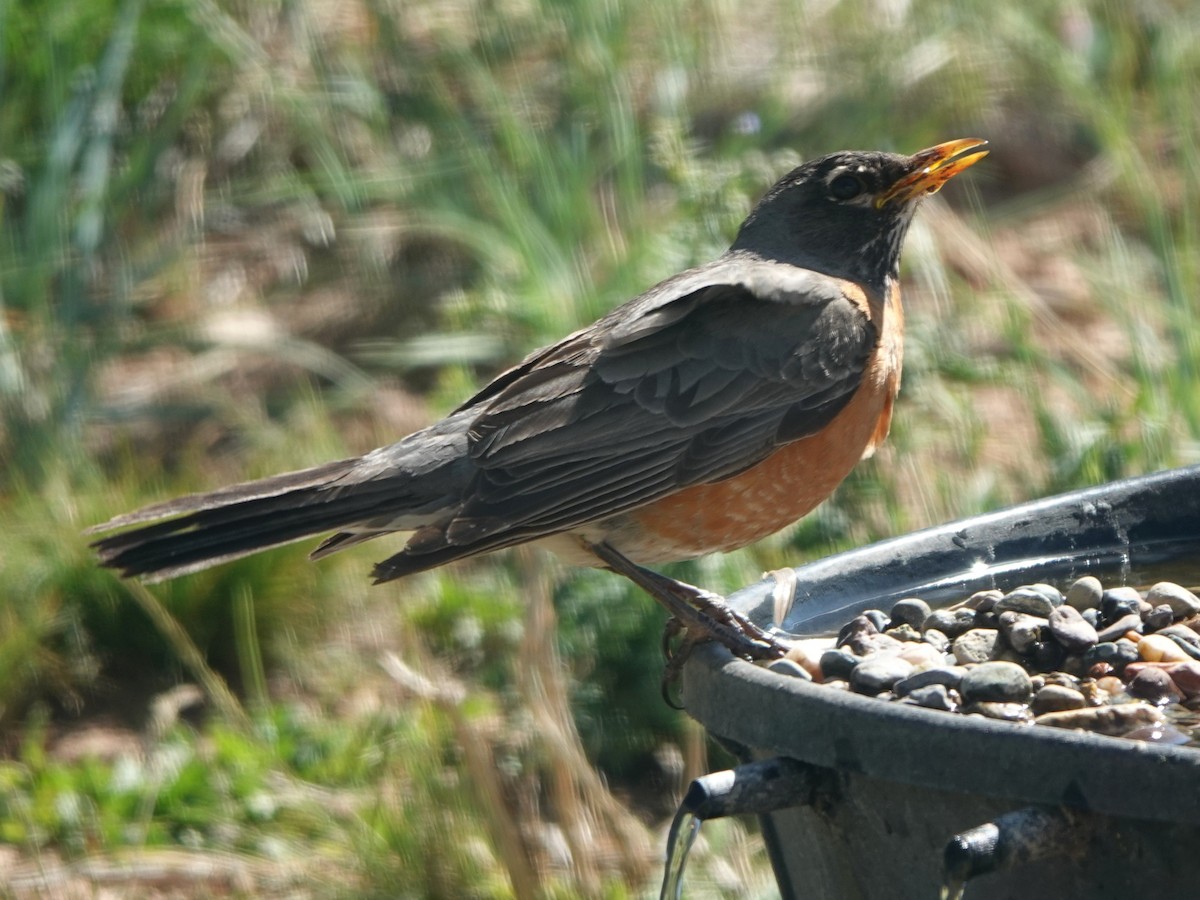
[1, 0, 1198, 895]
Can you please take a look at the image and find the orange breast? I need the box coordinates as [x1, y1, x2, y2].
[610, 279, 903, 563]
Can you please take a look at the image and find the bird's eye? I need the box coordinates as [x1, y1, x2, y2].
[828, 173, 865, 201]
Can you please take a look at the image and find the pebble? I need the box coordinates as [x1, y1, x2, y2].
[922, 629, 951, 653]
[963, 590, 1003, 612]
[785, 576, 1200, 745]
[885, 623, 922, 643]
[783, 641, 826, 679]
[1102, 587, 1148, 620]
[1144, 604, 1174, 632]
[850, 656, 915, 695]
[960, 661, 1033, 703]
[1122, 723, 1192, 745]
[896, 641, 945, 670]
[837, 622, 904, 656]
[1029, 583, 1066, 606]
[903, 684, 957, 711]
[998, 611, 1046, 655]
[862, 609, 890, 632]
[1082, 639, 1140, 670]
[1161, 632, 1200, 661]
[1138, 634, 1191, 663]
[1036, 703, 1166, 737]
[1031, 684, 1086, 714]
[1126, 667, 1183, 704]
[952, 628, 1004, 665]
[837, 615, 878, 650]
[995, 587, 1059, 618]
[890, 597, 932, 629]
[1158, 661, 1200, 697]
[893, 666, 968, 696]
[924, 607, 977, 638]
[1160, 624, 1200, 650]
[964, 701, 1032, 722]
[1047, 605, 1098, 652]
[819, 648, 861, 682]
[767, 658, 813, 681]
[1145, 582, 1200, 617]
[1095, 612, 1143, 643]
[1065, 576, 1103, 611]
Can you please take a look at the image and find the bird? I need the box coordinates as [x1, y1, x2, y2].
[90, 138, 988, 663]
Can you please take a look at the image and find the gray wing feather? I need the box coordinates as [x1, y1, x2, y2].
[422, 256, 875, 548]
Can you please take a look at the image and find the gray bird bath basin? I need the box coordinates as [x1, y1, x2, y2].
[679, 465, 1200, 899]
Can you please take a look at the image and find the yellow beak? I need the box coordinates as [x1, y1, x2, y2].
[876, 138, 989, 208]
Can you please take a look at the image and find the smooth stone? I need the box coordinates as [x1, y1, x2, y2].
[1126, 666, 1183, 704]
[1139, 633, 1191, 663]
[922, 629, 951, 653]
[960, 661, 1033, 703]
[903, 683, 956, 711]
[1161, 632, 1200, 661]
[1144, 604, 1174, 632]
[1066, 576, 1103, 611]
[964, 701, 1032, 722]
[1081, 608, 1102, 628]
[994, 588, 1059, 618]
[1095, 675, 1127, 697]
[963, 590, 1003, 612]
[1101, 587, 1146, 622]
[1146, 582, 1200, 617]
[884, 623, 922, 643]
[890, 597, 932, 629]
[893, 666, 968, 696]
[1041, 671, 1083, 690]
[862, 609, 890, 632]
[784, 638, 834, 679]
[1159, 624, 1200, 650]
[837, 615, 878, 647]
[1036, 702, 1165, 737]
[1162, 661, 1200, 697]
[997, 611, 1046, 655]
[1082, 639, 1140, 670]
[1095, 612, 1143, 644]
[925, 607, 977, 639]
[1080, 679, 1112, 706]
[1047, 605, 1099, 653]
[837, 618, 904, 656]
[1029, 583, 1066, 606]
[1031, 684, 1087, 714]
[952, 628, 1004, 665]
[897, 641, 945, 670]
[850, 656, 915, 695]
[819, 648, 861, 682]
[767, 659, 812, 681]
[1122, 723, 1192, 744]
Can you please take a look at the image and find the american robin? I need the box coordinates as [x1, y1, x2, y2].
[90, 138, 987, 662]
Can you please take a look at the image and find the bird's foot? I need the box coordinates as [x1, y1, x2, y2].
[590, 542, 791, 681]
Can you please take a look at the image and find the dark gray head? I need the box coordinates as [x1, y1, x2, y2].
[730, 139, 988, 293]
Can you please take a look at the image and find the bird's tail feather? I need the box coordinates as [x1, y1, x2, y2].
[89, 457, 418, 582]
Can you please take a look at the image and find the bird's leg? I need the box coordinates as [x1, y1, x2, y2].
[588, 542, 791, 667]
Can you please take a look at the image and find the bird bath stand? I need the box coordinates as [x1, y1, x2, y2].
[675, 466, 1200, 899]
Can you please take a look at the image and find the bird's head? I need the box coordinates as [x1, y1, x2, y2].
[731, 138, 988, 292]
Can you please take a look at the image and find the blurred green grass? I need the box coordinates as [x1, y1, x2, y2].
[2, 0, 1199, 895]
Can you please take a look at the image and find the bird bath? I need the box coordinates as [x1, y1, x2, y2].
[674, 466, 1200, 899]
